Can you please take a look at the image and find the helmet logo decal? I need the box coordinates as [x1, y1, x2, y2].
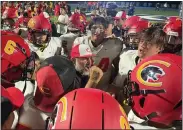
[79, 16, 84, 22]
[58, 97, 67, 122]
[15, 10, 19, 17]
[119, 105, 130, 129]
[4, 40, 16, 55]
[137, 60, 171, 87]
[141, 65, 165, 82]
[28, 18, 36, 29]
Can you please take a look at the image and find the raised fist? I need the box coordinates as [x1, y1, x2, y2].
[89, 66, 103, 84]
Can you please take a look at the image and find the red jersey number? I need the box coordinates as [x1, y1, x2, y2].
[98, 58, 109, 72]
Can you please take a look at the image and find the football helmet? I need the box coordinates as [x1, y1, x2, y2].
[69, 12, 87, 33]
[122, 16, 141, 30]
[27, 13, 52, 50]
[1, 31, 35, 86]
[166, 16, 181, 23]
[124, 53, 182, 127]
[163, 19, 182, 54]
[125, 20, 150, 50]
[47, 88, 130, 129]
[1, 7, 18, 30]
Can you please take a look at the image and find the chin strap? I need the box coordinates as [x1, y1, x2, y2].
[45, 117, 50, 130]
[39, 43, 48, 52]
[142, 112, 158, 121]
[172, 120, 182, 129]
[22, 81, 27, 94]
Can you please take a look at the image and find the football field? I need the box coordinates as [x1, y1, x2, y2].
[50, 5, 180, 23]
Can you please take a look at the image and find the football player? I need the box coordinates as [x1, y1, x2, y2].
[46, 88, 131, 129]
[163, 19, 182, 55]
[1, 31, 35, 129]
[1, 6, 18, 30]
[72, 16, 123, 91]
[16, 56, 77, 129]
[123, 19, 150, 50]
[17, 55, 103, 129]
[1, 86, 25, 129]
[59, 9, 88, 57]
[124, 54, 182, 129]
[113, 26, 167, 114]
[27, 12, 63, 61]
[1, 30, 35, 94]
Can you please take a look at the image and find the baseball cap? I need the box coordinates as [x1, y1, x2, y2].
[114, 10, 126, 20]
[1, 86, 24, 125]
[34, 56, 76, 113]
[70, 44, 95, 59]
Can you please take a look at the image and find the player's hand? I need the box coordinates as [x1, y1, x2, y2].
[89, 66, 103, 85]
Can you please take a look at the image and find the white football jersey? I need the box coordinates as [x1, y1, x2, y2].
[57, 14, 69, 35]
[11, 111, 19, 129]
[17, 95, 51, 129]
[113, 50, 138, 88]
[73, 36, 123, 90]
[60, 32, 79, 56]
[128, 110, 160, 129]
[26, 37, 62, 61]
[15, 81, 36, 98]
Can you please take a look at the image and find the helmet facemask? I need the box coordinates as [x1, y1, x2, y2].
[125, 33, 140, 50]
[123, 70, 166, 107]
[29, 29, 51, 51]
[163, 35, 182, 54]
[1, 18, 15, 30]
[2, 44, 36, 83]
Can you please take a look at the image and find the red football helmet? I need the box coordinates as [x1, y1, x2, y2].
[27, 13, 52, 49]
[1, 31, 35, 87]
[125, 20, 150, 50]
[122, 16, 141, 30]
[15, 17, 31, 28]
[128, 20, 150, 35]
[163, 19, 182, 38]
[2, 7, 18, 30]
[47, 88, 130, 129]
[163, 19, 182, 54]
[166, 16, 181, 23]
[124, 53, 182, 127]
[69, 12, 87, 33]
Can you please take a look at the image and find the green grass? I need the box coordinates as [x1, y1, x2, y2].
[133, 8, 179, 16]
[70, 4, 179, 16]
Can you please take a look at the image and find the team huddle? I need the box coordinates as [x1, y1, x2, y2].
[1, 1, 182, 130]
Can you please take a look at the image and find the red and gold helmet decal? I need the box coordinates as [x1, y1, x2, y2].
[28, 18, 36, 29]
[136, 60, 171, 87]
